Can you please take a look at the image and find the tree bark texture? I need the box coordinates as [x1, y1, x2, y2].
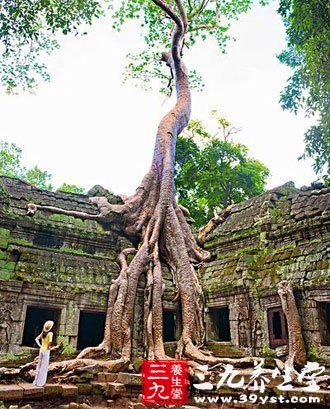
[277, 280, 307, 367]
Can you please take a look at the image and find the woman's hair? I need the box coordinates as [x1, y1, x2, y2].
[41, 330, 49, 339]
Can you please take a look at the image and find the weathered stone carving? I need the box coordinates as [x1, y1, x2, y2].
[252, 320, 263, 353]
[237, 313, 249, 348]
[0, 297, 16, 353]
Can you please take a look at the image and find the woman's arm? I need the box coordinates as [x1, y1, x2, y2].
[35, 334, 41, 348]
[48, 332, 53, 350]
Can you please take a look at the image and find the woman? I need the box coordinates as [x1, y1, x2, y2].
[33, 320, 54, 387]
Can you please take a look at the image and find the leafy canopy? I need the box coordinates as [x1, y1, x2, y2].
[277, 0, 330, 181]
[0, 141, 85, 192]
[0, 0, 267, 93]
[175, 112, 269, 226]
[58, 182, 86, 194]
[0, 141, 52, 189]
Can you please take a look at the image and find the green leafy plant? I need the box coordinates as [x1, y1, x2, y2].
[277, 0, 330, 181]
[57, 335, 76, 355]
[308, 345, 319, 361]
[0, 141, 84, 192]
[175, 112, 269, 226]
[57, 183, 86, 195]
[3, 352, 16, 361]
[0, 0, 103, 93]
[262, 344, 276, 358]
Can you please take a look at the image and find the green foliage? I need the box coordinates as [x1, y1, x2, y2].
[0, 182, 10, 203]
[57, 335, 76, 355]
[24, 165, 52, 190]
[0, 0, 268, 93]
[308, 344, 319, 361]
[0, 140, 85, 192]
[0, 141, 52, 189]
[175, 112, 269, 226]
[0, 33, 60, 93]
[57, 183, 86, 194]
[0, 0, 104, 93]
[261, 344, 276, 357]
[0, 141, 22, 178]
[116, 0, 267, 93]
[3, 352, 16, 361]
[277, 0, 330, 180]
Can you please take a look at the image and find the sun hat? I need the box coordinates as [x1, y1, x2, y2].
[43, 320, 54, 332]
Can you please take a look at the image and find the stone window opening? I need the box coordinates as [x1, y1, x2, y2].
[267, 307, 288, 349]
[319, 302, 330, 346]
[163, 310, 176, 342]
[77, 311, 106, 350]
[22, 306, 60, 347]
[209, 307, 231, 342]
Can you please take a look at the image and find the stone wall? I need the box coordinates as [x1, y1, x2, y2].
[0, 176, 133, 353]
[1, 176, 329, 363]
[201, 182, 330, 362]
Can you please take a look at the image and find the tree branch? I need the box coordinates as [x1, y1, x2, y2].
[198, 205, 233, 245]
[151, 0, 182, 28]
[174, 0, 188, 31]
[151, 0, 184, 64]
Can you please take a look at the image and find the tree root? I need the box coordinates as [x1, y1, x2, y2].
[198, 205, 234, 245]
[76, 343, 109, 360]
[48, 358, 129, 381]
[278, 280, 307, 367]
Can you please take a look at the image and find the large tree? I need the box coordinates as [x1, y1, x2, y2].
[5, 0, 267, 367]
[277, 0, 330, 181]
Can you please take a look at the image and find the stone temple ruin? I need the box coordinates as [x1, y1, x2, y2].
[0, 175, 329, 366]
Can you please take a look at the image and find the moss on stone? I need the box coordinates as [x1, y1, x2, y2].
[261, 345, 276, 358]
[0, 228, 10, 249]
[308, 345, 319, 361]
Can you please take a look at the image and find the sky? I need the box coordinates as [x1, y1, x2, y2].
[0, 1, 317, 196]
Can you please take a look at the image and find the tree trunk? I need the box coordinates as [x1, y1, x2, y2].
[76, 7, 216, 364]
[23, 0, 220, 368]
[277, 280, 307, 367]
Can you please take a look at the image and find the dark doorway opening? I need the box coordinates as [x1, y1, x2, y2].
[77, 311, 106, 350]
[319, 303, 330, 346]
[163, 311, 176, 342]
[267, 307, 288, 348]
[22, 306, 60, 347]
[209, 307, 231, 341]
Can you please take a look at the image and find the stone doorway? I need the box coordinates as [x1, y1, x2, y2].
[319, 303, 330, 346]
[209, 307, 231, 341]
[22, 306, 60, 347]
[267, 306, 288, 348]
[163, 310, 177, 342]
[77, 311, 106, 350]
